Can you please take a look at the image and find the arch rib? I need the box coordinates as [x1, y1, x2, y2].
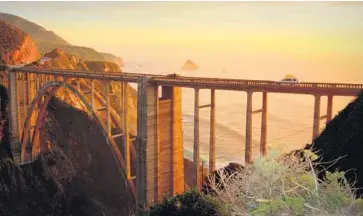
[20, 81, 136, 197]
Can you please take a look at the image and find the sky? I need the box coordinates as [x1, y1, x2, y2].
[1, 1, 363, 82]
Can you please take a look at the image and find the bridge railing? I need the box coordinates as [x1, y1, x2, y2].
[152, 76, 363, 90]
[8, 67, 363, 90]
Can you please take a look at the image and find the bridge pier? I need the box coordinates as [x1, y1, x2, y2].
[136, 76, 154, 212]
[90, 80, 95, 110]
[8, 70, 21, 163]
[122, 82, 131, 179]
[159, 85, 184, 198]
[312, 95, 321, 140]
[105, 82, 111, 136]
[209, 89, 216, 173]
[193, 88, 200, 189]
[245, 91, 253, 164]
[260, 92, 268, 156]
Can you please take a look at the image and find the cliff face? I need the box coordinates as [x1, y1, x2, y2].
[0, 21, 40, 65]
[0, 13, 124, 67]
[40, 48, 89, 70]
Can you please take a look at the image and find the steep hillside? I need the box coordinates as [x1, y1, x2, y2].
[0, 12, 69, 46]
[0, 13, 124, 67]
[306, 91, 363, 195]
[38, 42, 124, 67]
[39, 48, 88, 70]
[0, 21, 40, 65]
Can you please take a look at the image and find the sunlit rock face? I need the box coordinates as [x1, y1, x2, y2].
[0, 21, 40, 65]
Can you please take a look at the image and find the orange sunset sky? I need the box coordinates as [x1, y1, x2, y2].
[1, 1, 363, 83]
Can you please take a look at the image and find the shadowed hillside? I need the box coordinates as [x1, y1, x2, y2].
[0, 12, 124, 67]
[305, 90, 363, 196]
[42, 98, 135, 215]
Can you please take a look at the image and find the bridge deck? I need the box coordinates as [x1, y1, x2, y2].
[10, 67, 363, 96]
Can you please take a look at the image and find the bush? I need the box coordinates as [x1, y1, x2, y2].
[144, 190, 226, 216]
[206, 150, 363, 216]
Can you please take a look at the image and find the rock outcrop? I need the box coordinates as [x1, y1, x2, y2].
[180, 59, 199, 71]
[0, 20, 40, 65]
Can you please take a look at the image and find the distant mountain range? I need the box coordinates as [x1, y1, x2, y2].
[0, 12, 123, 67]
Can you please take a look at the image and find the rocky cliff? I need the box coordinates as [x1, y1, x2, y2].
[0, 20, 40, 65]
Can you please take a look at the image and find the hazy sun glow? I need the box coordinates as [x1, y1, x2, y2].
[1, 1, 363, 82]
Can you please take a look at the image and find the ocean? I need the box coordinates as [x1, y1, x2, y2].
[123, 55, 359, 168]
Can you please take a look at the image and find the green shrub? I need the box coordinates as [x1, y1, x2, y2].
[207, 150, 363, 216]
[144, 190, 226, 216]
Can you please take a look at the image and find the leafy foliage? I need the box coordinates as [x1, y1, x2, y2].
[204, 150, 363, 216]
[144, 190, 226, 216]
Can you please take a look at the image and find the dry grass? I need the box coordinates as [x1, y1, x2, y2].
[207, 151, 363, 216]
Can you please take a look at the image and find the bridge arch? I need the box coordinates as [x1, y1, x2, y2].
[19, 80, 136, 196]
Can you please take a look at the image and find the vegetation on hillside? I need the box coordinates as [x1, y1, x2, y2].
[0, 21, 26, 53]
[144, 190, 226, 216]
[0, 148, 107, 216]
[146, 151, 363, 216]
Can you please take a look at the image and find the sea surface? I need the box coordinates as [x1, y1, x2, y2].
[123, 57, 359, 168]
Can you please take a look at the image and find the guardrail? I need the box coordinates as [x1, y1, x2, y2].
[152, 76, 363, 90]
[7, 67, 363, 92]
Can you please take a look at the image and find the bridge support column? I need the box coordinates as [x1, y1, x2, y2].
[312, 95, 321, 141]
[122, 82, 131, 179]
[260, 92, 267, 156]
[8, 70, 21, 163]
[209, 89, 216, 173]
[193, 88, 201, 190]
[245, 91, 253, 164]
[326, 95, 333, 124]
[158, 86, 184, 199]
[136, 76, 159, 212]
[105, 82, 111, 136]
[90, 80, 95, 110]
[23, 73, 29, 131]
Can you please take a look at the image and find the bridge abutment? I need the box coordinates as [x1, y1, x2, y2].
[159, 86, 184, 198]
[136, 78, 185, 212]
